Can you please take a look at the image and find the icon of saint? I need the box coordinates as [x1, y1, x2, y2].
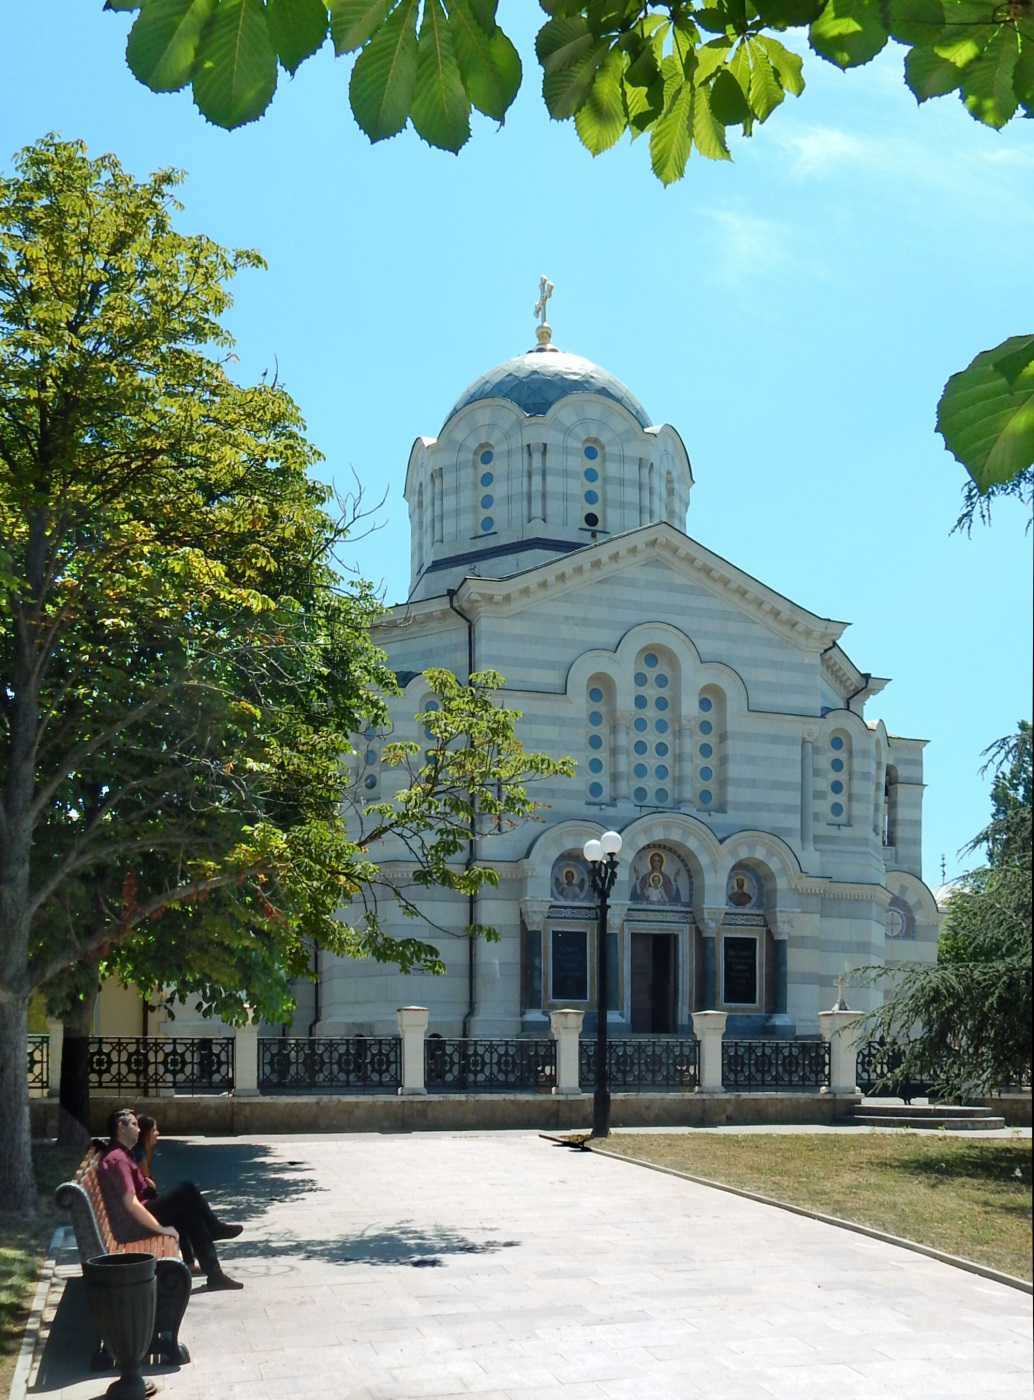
[728, 873, 754, 907]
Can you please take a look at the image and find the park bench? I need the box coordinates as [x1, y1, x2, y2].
[55, 1144, 191, 1367]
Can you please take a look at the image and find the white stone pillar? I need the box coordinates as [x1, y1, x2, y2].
[801, 734, 815, 850]
[677, 719, 695, 805]
[613, 716, 630, 802]
[397, 1006, 429, 1096]
[46, 1017, 64, 1097]
[233, 1016, 260, 1097]
[550, 1008, 584, 1096]
[818, 1007, 865, 1096]
[691, 1010, 727, 1092]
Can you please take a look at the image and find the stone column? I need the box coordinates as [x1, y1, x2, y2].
[233, 1015, 260, 1097]
[550, 1008, 584, 1096]
[677, 719, 695, 805]
[818, 1007, 865, 1096]
[698, 907, 724, 1010]
[613, 715, 630, 802]
[801, 730, 816, 850]
[46, 1017, 64, 1097]
[397, 1006, 429, 1096]
[691, 1010, 727, 1092]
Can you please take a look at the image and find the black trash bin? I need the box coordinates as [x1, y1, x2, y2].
[83, 1254, 156, 1399]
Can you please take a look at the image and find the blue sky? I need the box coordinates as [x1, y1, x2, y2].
[2, 1, 1031, 885]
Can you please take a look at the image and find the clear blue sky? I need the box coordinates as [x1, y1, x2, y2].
[3, 2, 1031, 885]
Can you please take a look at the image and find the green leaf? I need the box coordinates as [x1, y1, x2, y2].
[410, 0, 470, 150]
[624, 72, 665, 133]
[267, 0, 328, 73]
[809, 0, 888, 67]
[709, 65, 751, 124]
[883, 0, 944, 46]
[727, 37, 754, 130]
[649, 78, 693, 183]
[1014, 37, 1034, 116]
[756, 32, 805, 93]
[932, 22, 997, 68]
[696, 37, 733, 83]
[753, 0, 825, 30]
[126, 0, 216, 92]
[574, 46, 627, 152]
[692, 82, 732, 158]
[695, 7, 732, 35]
[937, 335, 1034, 492]
[192, 0, 278, 126]
[450, 0, 521, 120]
[536, 14, 594, 73]
[348, 0, 418, 140]
[745, 36, 784, 118]
[329, 0, 394, 53]
[904, 42, 965, 99]
[960, 25, 1019, 127]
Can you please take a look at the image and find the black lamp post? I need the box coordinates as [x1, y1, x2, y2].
[583, 829, 623, 1139]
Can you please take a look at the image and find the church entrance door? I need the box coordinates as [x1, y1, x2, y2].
[629, 932, 677, 1034]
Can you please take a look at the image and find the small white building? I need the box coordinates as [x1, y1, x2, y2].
[306, 314, 940, 1043]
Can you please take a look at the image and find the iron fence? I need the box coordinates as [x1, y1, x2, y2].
[856, 1039, 932, 1104]
[425, 1038, 556, 1093]
[258, 1036, 401, 1094]
[721, 1039, 830, 1091]
[579, 1038, 699, 1091]
[88, 1036, 235, 1094]
[27, 1034, 49, 1093]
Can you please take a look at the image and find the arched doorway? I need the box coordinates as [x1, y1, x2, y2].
[625, 844, 693, 1034]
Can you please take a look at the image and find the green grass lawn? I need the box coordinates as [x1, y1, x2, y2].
[599, 1131, 1033, 1282]
[0, 1143, 84, 1395]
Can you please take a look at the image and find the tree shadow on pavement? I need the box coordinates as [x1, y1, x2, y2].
[149, 1140, 323, 1222]
[219, 1225, 521, 1269]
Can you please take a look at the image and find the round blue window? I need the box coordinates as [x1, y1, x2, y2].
[424, 727, 435, 740]
[584, 444, 599, 460]
[480, 471, 493, 487]
[588, 734, 603, 750]
[634, 763, 648, 778]
[831, 735, 844, 750]
[633, 786, 648, 803]
[634, 695, 647, 710]
[700, 743, 713, 757]
[634, 740, 647, 755]
[655, 696, 668, 711]
[480, 449, 493, 465]
[364, 727, 376, 739]
[589, 686, 603, 703]
[634, 672, 647, 687]
[481, 516, 494, 532]
[655, 741, 669, 757]
[655, 764, 669, 780]
[831, 802, 844, 818]
[589, 781, 603, 799]
[365, 749, 377, 764]
[588, 710, 603, 726]
[655, 788, 669, 804]
[831, 757, 844, 772]
[480, 494, 493, 509]
[584, 489, 599, 505]
[634, 717, 648, 732]
[831, 780, 844, 794]
[589, 757, 603, 774]
[644, 653, 658, 668]
[364, 775, 377, 790]
[700, 766, 712, 781]
[700, 696, 713, 712]
[699, 789, 712, 804]
[655, 674, 668, 688]
[700, 720, 713, 735]
[584, 467, 599, 483]
[655, 718, 669, 733]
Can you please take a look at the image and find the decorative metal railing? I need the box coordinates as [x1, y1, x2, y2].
[856, 1039, 932, 1104]
[258, 1036, 401, 1094]
[27, 1034, 49, 1093]
[721, 1039, 830, 1091]
[579, 1038, 699, 1091]
[88, 1037, 235, 1094]
[425, 1038, 556, 1093]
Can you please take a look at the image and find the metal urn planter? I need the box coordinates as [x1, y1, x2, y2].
[84, 1254, 157, 1399]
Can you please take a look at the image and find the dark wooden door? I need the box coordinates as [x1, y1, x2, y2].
[630, 932, 677, 1033]
[630, 933, 652, 1032]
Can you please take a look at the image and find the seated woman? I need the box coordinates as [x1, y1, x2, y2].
[130, 1114, 198, 1272]
[96, 1108, 244, 1291]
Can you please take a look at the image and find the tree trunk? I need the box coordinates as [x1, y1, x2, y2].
[0, 990, 38, 1213]
[58, 987, 98, 1146]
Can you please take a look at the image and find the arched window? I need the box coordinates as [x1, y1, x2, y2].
[582, 441, 604, 532]
[829, 729, 852, 824]
[630, 647, 679, 807]
[873, 739, 884, 836]
[697, 685, 726, 811]
[883, 764, 898, 846]
[638, 459, 651, 525]
[665, 469, 676, 523]
[586, 674, 615, 803]
[475, 444, 495, 534]
[415, 481, 424, 570]
[430, 468, 444, 544]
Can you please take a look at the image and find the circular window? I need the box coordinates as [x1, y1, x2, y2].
[634, 671, 647, 687]
[480, 494, 493, 509]
[699, 789, 712, 804]
[700, 720, 713, 735]
[481, 516, 494, 532]
[655, 718, 669, 733]
[633, 717, 647, 732]
[633, 786, 648, 803]
[584, 490, 599, 505]
[634, 695, 647, 710]
[655, 788, 669, 804]
[655, 696, 668, 711]
[655, 764, 669, 780]
[480, 471, 493, 487]
[700, 743, 713, 757]
[700, 766, 712, 781]
[584, 467, 599, 483]
[589, 781, 603, 799]
[588, 686, 603, 703]
[424, 727, 435, 740]
[634, 740, 647, 755]
[700, 696, 713, 712]
[364, 727, 376, 739]
[634, 763, 648, 779]
[655, 741, 668, 757]
[644, 653, 658, 668]
[588, 710, 603, 726]
[831, 802, 844, 818]
[584, 444, 599, 460]
[655, 673, 668, 688]
[589, 758, 603, 774]
[584, 512, 599, 528]
[364, 775, 377, 790]
[831, 735, 844, 750]
[831, 757, 844, 772]
[480, 449, 493, 465]
[588, 734, 603, 750]
[365, 749, 377, 764]
[831, 780, 844, 794]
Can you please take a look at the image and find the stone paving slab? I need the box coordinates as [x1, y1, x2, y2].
[23, 1131, 1032, 1400]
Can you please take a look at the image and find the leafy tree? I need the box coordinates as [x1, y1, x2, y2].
[0, 136, 572, 1210]
[859, 723, 1032, 1101]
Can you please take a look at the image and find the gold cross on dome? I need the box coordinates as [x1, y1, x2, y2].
[534, 275, 554, 346]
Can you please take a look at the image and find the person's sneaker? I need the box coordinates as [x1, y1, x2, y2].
[206, 1270, 244, 1291]
[211, 1222, 244, 1240]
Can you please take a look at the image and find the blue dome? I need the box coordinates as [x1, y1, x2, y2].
[444, 347, 651, 429]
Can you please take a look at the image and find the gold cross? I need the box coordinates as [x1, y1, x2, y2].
[533, 275, 554, 346]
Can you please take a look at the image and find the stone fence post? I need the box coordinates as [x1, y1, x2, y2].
[46, 1018, 64, 1097]
[550, 1009, 584, 1096]
[818, 1007, 865, 1096]
[397, 1006, 429, 1096]
[691, 1010, 727, 1092]
[233, 1015, 260, 1097]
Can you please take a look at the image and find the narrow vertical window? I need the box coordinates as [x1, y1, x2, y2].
[665, 469, 675, 523]
[697, 686, 726, 810]
[630, 648, 678, 806]
[476, 445, 495, 533]
[415, 481, 424, 570]
[582, 441, 603, 531]
[883, 764, 898, 846]
[586, 674, 614, 803]
[829, 730, 852, 824]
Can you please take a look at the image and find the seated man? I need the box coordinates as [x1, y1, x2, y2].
[96, 1108, 244, 1291]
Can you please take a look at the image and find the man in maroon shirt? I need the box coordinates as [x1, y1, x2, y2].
[98, 1109, 244, 1291]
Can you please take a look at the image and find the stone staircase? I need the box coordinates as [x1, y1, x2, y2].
[851, 1101, 1006, 1130]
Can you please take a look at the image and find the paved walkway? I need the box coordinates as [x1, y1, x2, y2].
[24, 1131, 1033, 1400]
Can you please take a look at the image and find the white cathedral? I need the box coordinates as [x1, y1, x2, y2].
[301, 293, 940, 1045]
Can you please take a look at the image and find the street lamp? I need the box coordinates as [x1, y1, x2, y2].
[583, 828, 623, 1138]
